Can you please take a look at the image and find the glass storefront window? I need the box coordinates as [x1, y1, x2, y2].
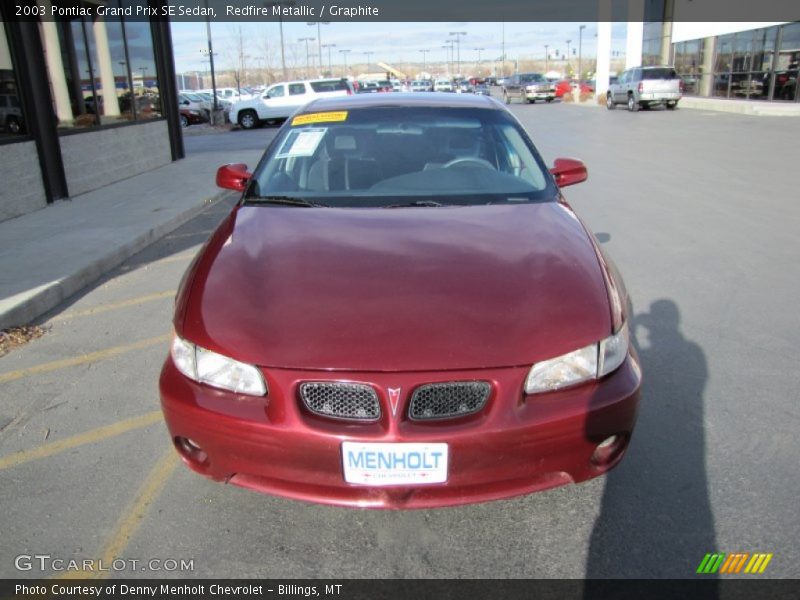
[42, 0, 161, 130]
[775, 22, 799, 101]
[0, 20, 26, 140]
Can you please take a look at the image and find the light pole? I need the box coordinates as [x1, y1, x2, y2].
[339, 48, 351, 78]
[307, 21, 329, 74]
[442, 42, 454, 77]
[419, 49, 429, 74]
[322, 43, 336, 76]
[202, 1, 218, 111]
[298, 37, 315, 78]
[264, 1, 295, 80]
[566, 39, 572, 75]
[578, 25, 586, 81]
[544, 44, 549, 73]
[363, 51, 373, 74]
[449, 31, 466, 77]
[474, 47, 484, 74]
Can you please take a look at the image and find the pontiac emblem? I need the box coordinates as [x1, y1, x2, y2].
[387, 388, 401, 417]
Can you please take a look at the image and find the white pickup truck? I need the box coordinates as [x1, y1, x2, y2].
[229, 79, 354, 129]
[606, 66, 683, 111]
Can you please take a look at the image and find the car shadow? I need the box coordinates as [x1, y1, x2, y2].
[584, 299, 718, 588]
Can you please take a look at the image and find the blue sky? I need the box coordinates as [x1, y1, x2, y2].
[171, 21, 630, 74]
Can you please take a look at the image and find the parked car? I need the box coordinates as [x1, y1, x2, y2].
[433, 78, 454, 92]
[229, 78, 354, 129]
[554, 79, 595, 98]
[472, 83, 491, 96]
[0, 93, 25, 134]
[179, 107, 205, 128]
[502, 73, 556, 103]
[178, 93, 210, 120]
[160, 93, 642, 509]
[410, 80, 432, 92]
[357, 80, 392, 94]
[607, 65, 683, 111]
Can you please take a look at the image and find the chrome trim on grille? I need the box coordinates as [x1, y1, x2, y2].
[299, 382, 381, 421]
[408, 381, 491, 420]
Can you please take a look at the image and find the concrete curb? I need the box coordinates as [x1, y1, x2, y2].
[0, 191, 230, 329]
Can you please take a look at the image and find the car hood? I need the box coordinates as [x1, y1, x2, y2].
[180, 202, 611, 372]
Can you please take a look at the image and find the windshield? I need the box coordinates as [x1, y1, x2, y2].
[519, 74, 544, 83]
[246, 106, 556, 208]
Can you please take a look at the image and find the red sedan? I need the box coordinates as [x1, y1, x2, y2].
[554, 79, 595, 98]
[159, 94, 641, 508]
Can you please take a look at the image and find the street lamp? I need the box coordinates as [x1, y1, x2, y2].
[544, 44, 549, 73]
[322, 43, 336, 76]
[474, 47, 484, 73]
[264, 0, 295, 80]
[363, 51, 373, 73]
[307, 21, 330, 74]
[419, 49, 429, 73]
[565, 39, 572, 74]
[339, 48, 351, 78]
[442, 42, 454, 76]
[298, 37, 315, 77]
[449, 31, 466, 77]
[578, 25, 586, 81]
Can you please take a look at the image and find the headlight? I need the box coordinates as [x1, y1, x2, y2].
[170, 335, 267, 396]
[524, 323, 629, 394]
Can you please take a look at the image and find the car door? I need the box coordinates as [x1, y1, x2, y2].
[286, 83, 310, 114]
[260, 84, 288, 119]
[612, 71, 627, 102]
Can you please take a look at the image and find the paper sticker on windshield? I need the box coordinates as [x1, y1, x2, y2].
[292, 111, 348, 126]
[275, 128, 326, 158]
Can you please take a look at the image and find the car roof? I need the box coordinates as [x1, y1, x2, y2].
[302, 92, 503, 112]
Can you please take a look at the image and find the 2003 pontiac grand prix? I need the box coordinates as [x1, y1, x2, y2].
[159, 93, 642, 509]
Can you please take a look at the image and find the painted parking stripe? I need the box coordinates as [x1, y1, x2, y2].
[0, 334, 170, 384]
[57, 291, 175, 320]
[0, 411, 163, 470]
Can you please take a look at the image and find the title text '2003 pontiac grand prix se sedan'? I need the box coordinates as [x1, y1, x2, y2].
[159, 93, 642, 509]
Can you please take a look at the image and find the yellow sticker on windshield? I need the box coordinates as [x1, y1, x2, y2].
[292, 111, 348, 126]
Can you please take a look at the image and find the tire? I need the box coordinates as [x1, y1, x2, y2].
[527, 97, 535, 104]
[666, 101, 678, 110]
[179, 114, 189, 128]
[6, 116, 22, 134]
[238, 109, 259, 129]
[545, 97, 553, 103]
[627, 95, 639, 112]
[606, 93, 615, 110]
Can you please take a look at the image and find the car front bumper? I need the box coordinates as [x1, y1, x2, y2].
[159, 352, 641, 509]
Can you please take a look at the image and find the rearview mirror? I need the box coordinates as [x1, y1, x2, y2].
[550, 158, 588, 188]
[216, 163, 252, 192]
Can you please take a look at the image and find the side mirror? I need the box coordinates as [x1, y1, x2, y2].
[216, 163, 252, 192]
[550, 158, 588, 188]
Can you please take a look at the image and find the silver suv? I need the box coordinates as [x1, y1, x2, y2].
[607, 66, 683, 112]
[502, 73, 556, 104]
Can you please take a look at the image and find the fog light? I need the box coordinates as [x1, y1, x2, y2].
[175, 436, 209, 468]
[591, 434, 626, 467]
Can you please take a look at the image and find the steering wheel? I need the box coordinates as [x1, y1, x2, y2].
[443, 157, 496, 170]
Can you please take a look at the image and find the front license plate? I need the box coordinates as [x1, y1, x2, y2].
[342, 442, 448, 486]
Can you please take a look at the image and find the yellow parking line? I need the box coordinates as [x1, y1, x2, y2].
[56, 448, 179, 580]
[0, 334, 170, 384]
[0, 411, 163, 470]
[57, 291, 175, 320]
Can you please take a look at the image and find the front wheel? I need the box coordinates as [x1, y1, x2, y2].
[545, 97, 553, 103]
[606, 93, 615, 109]
[666, 101, 678, 110]
[238, 109, 259, 129]
[179, 114, 189, 128]
[627, 95, 639, 112]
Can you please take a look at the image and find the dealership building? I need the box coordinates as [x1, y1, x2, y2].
[0, 0, 182, 222]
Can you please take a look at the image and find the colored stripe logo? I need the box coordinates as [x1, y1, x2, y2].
[697, 553, 773, 574]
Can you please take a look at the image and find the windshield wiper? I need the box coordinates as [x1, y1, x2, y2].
[383, 200, 445, 209]
[246, 196, 328, 208]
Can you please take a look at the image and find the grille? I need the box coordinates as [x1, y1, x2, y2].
[408, 381, 491, 420]
[299, 382, 381, 421]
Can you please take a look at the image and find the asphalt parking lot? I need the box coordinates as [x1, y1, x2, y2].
[1, 100, 798, 579]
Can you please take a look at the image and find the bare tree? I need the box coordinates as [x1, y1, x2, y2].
[223, 25, 248, 94]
